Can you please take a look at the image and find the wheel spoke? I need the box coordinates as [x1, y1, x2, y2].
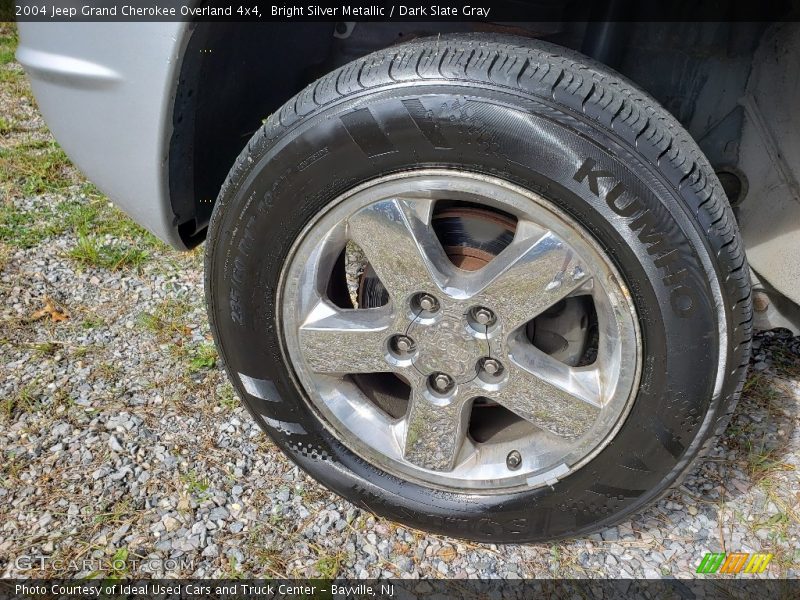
[347, 198, 453, 303]
[492, 343, 601, 438]
[281, 172, 641, 490]
[298, 300, 393, 374]
[402, 388, 469, 471]
[469, 221, 592, 331]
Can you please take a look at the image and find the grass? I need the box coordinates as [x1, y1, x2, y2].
[0, 23, 30, 103]
[0, 195, 67, 248]
[0, 450, 26, 485]
[719, 356, 800, 574]
[92, 499, 135, 526]
[137, 297, 192, 339]
[218, 384, 239, 410]
[0, 25, 15, 65]
[68, 233, 149, 271]
[223, 555, 247, 579]
[188, 342, 217, 372]
[0, 138, 77, 199]
[136, 298, 221, 380]
[81, 316, 107, 330]
[106, 547, 131, 579]
[1, 382, 41, 422]
[315, 551, 346, 578]
[181, 469, 211, 501]
[0, 175, 164, 266]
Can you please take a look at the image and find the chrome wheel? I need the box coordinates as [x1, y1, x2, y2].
[279, 171, 641, 492]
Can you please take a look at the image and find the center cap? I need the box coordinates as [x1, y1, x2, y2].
[409, 312, 489, 381]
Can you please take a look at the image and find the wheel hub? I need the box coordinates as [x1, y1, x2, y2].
[408, 309, 498, 382]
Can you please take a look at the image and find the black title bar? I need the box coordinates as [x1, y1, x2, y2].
[7, 0, 800, 22]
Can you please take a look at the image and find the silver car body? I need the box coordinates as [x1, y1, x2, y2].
[16, 22, 190, 248]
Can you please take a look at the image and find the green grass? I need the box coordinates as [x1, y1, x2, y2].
[0, 139, 77, 198]
[188, 342, 218, 372]
[0, 23, 23, 76]
[91, 499, 136, 526]
[1, 383, 41, 422]
[106, 547, 130, 579]
[0, 195, 66, 248]
[181, 469, 211, 501]
[67, 233, 149, 271]
[223, 555, 247, 579]
[315, 552, 345, 578]
[137, 297, 193, 339]
[218, 384, 239, 410]
[81, 316, 107, 330]
[0, 189, 165, 271]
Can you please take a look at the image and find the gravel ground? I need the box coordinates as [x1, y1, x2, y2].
[1, 26, 799, 579]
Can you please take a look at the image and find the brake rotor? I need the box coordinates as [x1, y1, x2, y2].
[357, 206, 517, 305]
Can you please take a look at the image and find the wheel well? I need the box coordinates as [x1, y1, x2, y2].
[168, 23, 336, 246]
[168, 21, 769, 248]
[167, 21, 567, 247]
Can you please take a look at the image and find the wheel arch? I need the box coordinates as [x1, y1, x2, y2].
[168, 22, 336, 247]
[166, 21, 567, 248]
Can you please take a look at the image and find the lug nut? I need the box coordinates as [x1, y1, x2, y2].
[415, 293, 439, 313]
[506, 450, 522, 470]
[390, 334, 415, 356]
[429, 372, 455, 395]
[481, 358, 503, 376]
[470, 306, 496, 327]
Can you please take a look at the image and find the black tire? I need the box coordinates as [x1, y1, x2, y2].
[204, 34, 752, 542]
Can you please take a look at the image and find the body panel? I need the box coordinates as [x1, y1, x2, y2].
[736, 23, 800, 307]
[16, 21, 190, 248]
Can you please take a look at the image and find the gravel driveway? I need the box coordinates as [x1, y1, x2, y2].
[1, 24, 798, 579]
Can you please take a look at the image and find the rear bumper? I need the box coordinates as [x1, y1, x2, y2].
[16, 21, 190, 248]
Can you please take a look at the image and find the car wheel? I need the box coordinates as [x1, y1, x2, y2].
[204, 34, 752, 541]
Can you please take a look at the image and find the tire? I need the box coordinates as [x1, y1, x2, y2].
[204, 34, 752, 542]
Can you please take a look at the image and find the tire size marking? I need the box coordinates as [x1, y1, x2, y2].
[573, 158, 698, 317]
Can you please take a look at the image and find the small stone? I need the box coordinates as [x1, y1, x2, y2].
[108, 435, 124, 453]
[162, 516, 180, 532]
[209, 507, 229, 521]
[601, 527, 619, 541]
[229, 522, 244, 533]
[37, 513, 53, 529]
